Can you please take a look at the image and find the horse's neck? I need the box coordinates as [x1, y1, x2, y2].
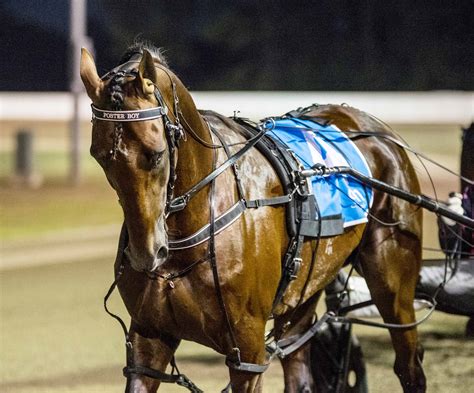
[170, 81, 215, 232]
[174, 84, 213, 187]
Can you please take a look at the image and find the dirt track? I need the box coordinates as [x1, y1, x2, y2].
[0, 224, 120, 270]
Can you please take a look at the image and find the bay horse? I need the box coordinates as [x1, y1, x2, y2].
[80, 43, 425, 392]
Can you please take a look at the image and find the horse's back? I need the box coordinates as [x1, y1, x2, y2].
[307, 104, 422, 237]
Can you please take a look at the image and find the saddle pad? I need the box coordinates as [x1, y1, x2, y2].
[267, 118, 373, 228]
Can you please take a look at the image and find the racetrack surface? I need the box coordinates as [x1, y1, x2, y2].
[1, 258, 473, 393]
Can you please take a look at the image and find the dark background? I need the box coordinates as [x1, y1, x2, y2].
[1, 0, 472, 91]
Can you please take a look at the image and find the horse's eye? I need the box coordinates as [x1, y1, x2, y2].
[146, 150, 165, 168]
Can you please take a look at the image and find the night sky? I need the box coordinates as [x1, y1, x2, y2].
[1, 0, 472, 91]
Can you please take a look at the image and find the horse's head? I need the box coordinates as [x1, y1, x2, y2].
[80, 46, 178, 272]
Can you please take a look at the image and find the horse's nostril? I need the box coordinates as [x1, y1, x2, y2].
[157, 246, 168, 260]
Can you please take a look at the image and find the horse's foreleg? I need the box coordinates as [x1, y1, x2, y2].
[228, 368, 264, 393]
[125, 322, 180, 393]
[226, 322, 268, 393]
[280, 344, 313, 393]
[275, 297, 319, 393]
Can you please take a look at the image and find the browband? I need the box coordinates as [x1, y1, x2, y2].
[91, 104, 168, 122]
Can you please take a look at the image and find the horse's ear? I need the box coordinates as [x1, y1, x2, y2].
[138, 50, 157, 96]
[80, 48, 103, 102]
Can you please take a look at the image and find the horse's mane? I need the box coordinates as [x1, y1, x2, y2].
[120, 40, 169, 67]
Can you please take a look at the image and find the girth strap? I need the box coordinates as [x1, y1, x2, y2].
[271, 235, 304, 310]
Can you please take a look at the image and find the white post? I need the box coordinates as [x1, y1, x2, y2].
[69, 0, 87, 185]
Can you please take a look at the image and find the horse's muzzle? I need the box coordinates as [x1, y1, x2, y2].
[124, 244, 169, 273]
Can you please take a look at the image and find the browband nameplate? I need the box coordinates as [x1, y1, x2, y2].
[91, 105, 167, 122]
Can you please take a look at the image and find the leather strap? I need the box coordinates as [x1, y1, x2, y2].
[266, 312, 332, 359]
[208, 123, 246, 201]
[271, 235, 304, 310]
[168, 126, 267, 213]
[124, 365, 203, 392]
[169, 200, 246, 250]
[168, 193, 296, 250]
[225, 347, 270, 374]
[91, 105, 167, 122]
[245, 194, 293, 208]
[225, 357, 270, 373]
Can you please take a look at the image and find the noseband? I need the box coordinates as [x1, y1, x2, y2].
[91, 55, 184, 216]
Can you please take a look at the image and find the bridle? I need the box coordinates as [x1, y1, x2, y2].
[92, 55, 185, 217]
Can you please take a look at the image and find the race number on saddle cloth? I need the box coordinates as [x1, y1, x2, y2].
[267, 118, 373, 228]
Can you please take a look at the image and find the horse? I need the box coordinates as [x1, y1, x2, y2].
[80, 42, 425, 392]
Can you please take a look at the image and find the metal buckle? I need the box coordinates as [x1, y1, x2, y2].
[168, 195, 188, 214]
[290, 257, 302, 280]
[262, 118, 276, 131]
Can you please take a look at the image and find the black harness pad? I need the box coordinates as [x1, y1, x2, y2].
[234, 118, 343, 238]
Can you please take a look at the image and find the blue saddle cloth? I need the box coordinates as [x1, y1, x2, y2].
[267, 118, 373, 228]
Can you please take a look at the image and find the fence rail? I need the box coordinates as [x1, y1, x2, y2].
[1, 91, 473, 124]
